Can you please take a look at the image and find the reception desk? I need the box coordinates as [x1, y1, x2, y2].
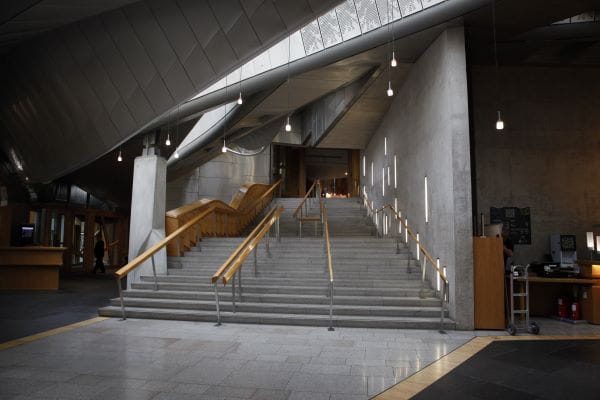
[0, 246, 66, 290]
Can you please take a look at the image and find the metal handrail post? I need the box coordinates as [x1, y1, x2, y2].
[151, 255, 158, 291]
[266, 227, 270, 255]
[214, 283, 221, 326]
[117, 278, 126, 320]
[254, 246, 258, 276]
[238, 265, 243, 301]
[439, 281, 446, 334]
[419, 257, 428, 299]
[328, 281, 334, 331]
[232, 271, 236, 312]
[276, 218, 280, 243]
[299, 220, 302, 238]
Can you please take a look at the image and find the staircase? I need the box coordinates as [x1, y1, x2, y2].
[99, 198, 452, 329]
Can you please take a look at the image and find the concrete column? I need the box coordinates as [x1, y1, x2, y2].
[127, 135, 167, 288]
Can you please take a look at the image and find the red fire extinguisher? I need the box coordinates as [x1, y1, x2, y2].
[558, 297, 568, 318]
[571, 300, 581, 321]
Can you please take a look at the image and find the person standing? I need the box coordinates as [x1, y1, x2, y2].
[502, 226, 514, 270]
[93, 237, 106, 274]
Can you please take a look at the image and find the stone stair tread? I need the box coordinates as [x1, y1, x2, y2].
[98, 306, 453, 328]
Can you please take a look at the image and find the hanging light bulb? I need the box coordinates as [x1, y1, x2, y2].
[496, 110, 504, 131]
[386, 81, 394, 97]
[237, 92, 243, 105]
[221, 138, 228, 153]
[165, 133, 171, 146]
[285, 116, 292, 132]
[117, 149, 122, 162]
[391, 51, 397, 67]
[174, 150, 179, 159]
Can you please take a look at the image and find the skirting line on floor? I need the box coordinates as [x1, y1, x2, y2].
[372, 333, 600, 400]
[0, 317, 108, 351]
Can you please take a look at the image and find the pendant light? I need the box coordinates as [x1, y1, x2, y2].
[237, 67, 243, 105]
[492, 0, 503, 131]
[222, 138, 228, 153]
[391, 52, 397, 68]
[117, 148, 123, 162]
[385, 1, 394, 97]
[285, 35, 292, 131]
[165, 133, 171, 146]
[386, 81, 394, 97]
[173, 103, 180, 158]
[496, 110, 504, 130]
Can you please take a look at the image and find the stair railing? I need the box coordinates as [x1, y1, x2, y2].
[210, 205, 284, 325]
[114, 205, 218, 320]
[113, 180, 281, 321]
[361, 196, 449, 333]
[293, 180, 321, 237]
[165, 179, 281, 256]
[321, 197, 335, 331]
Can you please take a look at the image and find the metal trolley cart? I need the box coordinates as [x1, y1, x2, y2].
[507, 264, 540, 336]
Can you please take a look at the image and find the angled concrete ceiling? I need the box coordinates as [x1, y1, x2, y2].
[0, 0, 343, 183]
[0, 1, 141, 54]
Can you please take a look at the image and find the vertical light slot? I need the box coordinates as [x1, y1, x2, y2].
[371, 162, 373, 187]
[587, 232, 594, 249]
[436, 258, 441, 291]
[394, 198, 398, 215]
[387, 167, 390, 186]
[596, 236, 600, 253]
[382, 168, 385, 196]
[398, 211, 402, 234]
[394, 155, 397, 189]
[405, 218, 408, 243]
[416, 233, 420, 261]
[424, 176, 429, 223]
[384, 137, 387, 155]
[363, 156, 366, 177]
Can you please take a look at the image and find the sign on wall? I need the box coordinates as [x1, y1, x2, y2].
[490, 207, 532, 245]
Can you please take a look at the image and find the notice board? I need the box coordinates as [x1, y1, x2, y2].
[490, 207, 531, 245]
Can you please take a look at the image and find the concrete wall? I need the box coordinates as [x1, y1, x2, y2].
[166, 148, 270, 210]
[473, 65, 600, 264]
[362, 27, 473, 329]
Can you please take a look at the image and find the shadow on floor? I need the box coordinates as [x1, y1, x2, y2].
[0, 272, 117, 343]
[413, 339, 600, 400]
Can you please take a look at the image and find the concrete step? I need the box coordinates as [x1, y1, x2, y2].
[131, 282, 434, 297]
[121, 289, 440, 307]
[109, 297, 447, 317]
[98, 306, 453, 329]
[142, 275, 423, 287]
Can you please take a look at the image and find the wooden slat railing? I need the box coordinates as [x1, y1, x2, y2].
[165, 180, 281, 256]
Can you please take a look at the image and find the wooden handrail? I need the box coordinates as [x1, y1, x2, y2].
[115, 205, 217, 279]
[115, 180, 282, 280]
[211, 206, 277, 283]
[293, 180, 319, 219]
[322, 199, 333, 283]
[363, 197, 448, 283]
[220, 206, 284, 285]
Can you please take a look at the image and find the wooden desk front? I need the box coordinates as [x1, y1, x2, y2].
[0, 246, 66, 290]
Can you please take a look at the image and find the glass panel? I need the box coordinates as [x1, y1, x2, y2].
[375, 0, 400, 24]
[300, 20, 324, 55]
[571, 12, 594, 23]
[289, 31, 306, 61]
[268, 37, 290, 69]
[355, 0, 382, 33]
[398, 0, 423, 16]
[318, 10, 343, 48]
[336, 0, 362, 40]
[421, 0, 444, 9]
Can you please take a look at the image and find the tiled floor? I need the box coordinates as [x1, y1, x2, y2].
[412, 339, 600, 400]
[0, 318, 477, 400]
[0, 274, 115, 342]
